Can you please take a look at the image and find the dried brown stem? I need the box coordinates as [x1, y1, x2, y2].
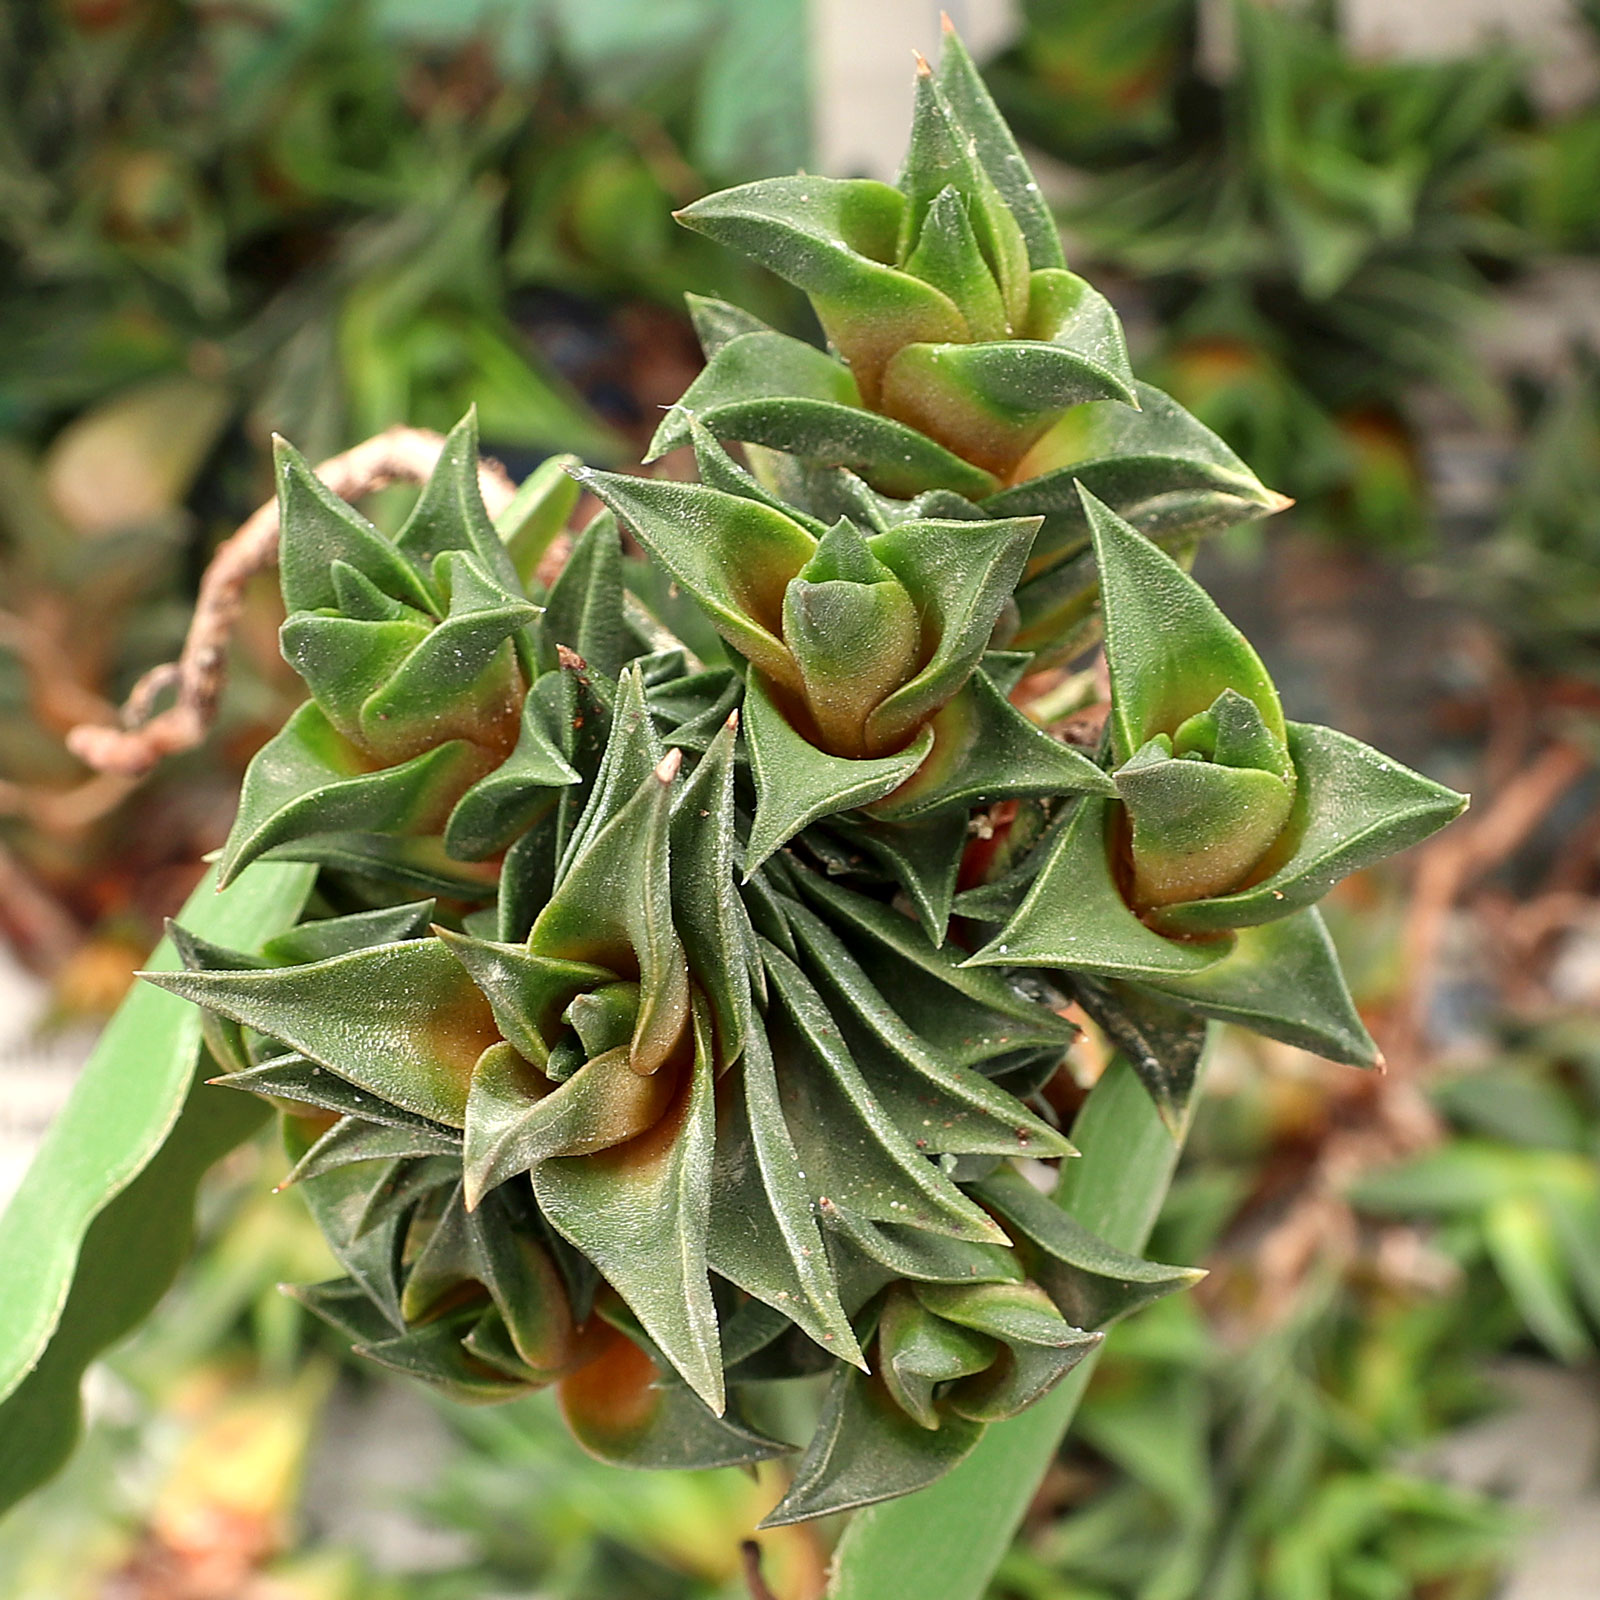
[0, 840, 82, 970]
[65, 426, 529, 779]
[1394, 739, 1591, 1064]
[741, 1541, 780, 1600]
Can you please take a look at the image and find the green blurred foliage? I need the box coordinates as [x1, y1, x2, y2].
[992, 0, 1561, 552]
[0, 0, 807, 954]
[987, 1008, 1600, 1600]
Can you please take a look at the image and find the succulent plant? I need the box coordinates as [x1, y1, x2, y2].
[133, 28, 1464, 1530]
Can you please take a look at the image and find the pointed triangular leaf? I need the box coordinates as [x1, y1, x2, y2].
[648, 330, 861, 460]
[707, 1023, 864, 1365]
[145, 939, 500, 1127]
[578, 471, 811, 685]
[282, 1116, 460, 1186]
[394, 410, 521, 591]
[974, 1166, 1204, 1329]
[261, 901, 437, 965]
[821, 809, 968, 944]
[536, 1001, 722, 1411]
[684, 292, 773, 358]
[209, 1053, 460, 1135]
[871, 672, 1113, 822]
[760, 1365, 983, 1527]
[463, 1042, 679, 1206]
[1154, 722, 1468, 935]
[1136, 907, 1378, 1067]
[274, 438, 437, 617]
[1085, 487, 1285, 763]
[744, 672, 934, 872]
[216, 703, 482, 887]
[437, 932, 610, 1067]
[674, 177, 968, 402]
[935, 22, 1065, 272]
[967, 797, 1232, 981]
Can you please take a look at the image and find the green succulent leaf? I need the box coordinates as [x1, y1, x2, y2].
[784, 520, 923, 756]
[668, 392, 1002, 501]
[871, 670, 1113, 822]
[683, 416, 831, 534]
[274, 437, 437, 618]
[708, 1022, 865, 1365]
[210, 1052, 460, 1135]
[791, 870, 1079, 1064]
[1151, 722, 1468, 935]
[261, 901, 437, 963]
[1084, 487, 1286, 763]
[578, 471, 813, 686]
[684, 291, 773, 357]
[761, 1365, 984, 1527]
[973, 1166, 1204, 1329]
[282, 1116, 461, 1186]
[1134, 907, 1379, 1067]
[461, 1041, 678, 1205]
[991, 382, 1288, 577]
[903, 187, 1011, 343]
[820, 809, 969, 943]
[143, 937, 501, 1127]
[357, 551, 537, 758]
[393, 409, 521, 592]
[968, 796, 1233, 981]
[674, 176, 969, 402]
[777, 898, 1073, 1160]
[647, 329, 862, 461]
[932, 21, 1065, 273]
[1115, 737, 1295, 908]
[216, 703, 484, 887]
[743, 672, 935, 871]
[535, 999, 722, 1412]
[898, 67, 1031, 327]
[879, 1287, 996, 1428]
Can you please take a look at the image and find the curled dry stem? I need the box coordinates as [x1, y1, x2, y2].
[65, 426, 537, 779]
[741, 1541, 780, 1600]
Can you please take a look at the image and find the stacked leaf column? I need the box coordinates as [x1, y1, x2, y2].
[153, 29, 1464, 1523]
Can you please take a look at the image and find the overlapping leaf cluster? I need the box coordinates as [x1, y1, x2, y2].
[152, 30, 1464, 1523]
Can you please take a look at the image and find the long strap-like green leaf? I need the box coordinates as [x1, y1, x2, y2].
[0, 860, 316, 1513]
[825, 1049, 1204, 1599]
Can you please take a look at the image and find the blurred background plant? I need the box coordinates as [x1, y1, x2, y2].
[3, 3, 1600, 1598]
[0, 0, 806, 987]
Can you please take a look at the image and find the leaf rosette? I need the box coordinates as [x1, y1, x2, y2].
[968, 489, 1467, 1114]
[217, 414, 578, 891]
[646, 30, 1289, 662]
[581, 456, 1110, 872]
